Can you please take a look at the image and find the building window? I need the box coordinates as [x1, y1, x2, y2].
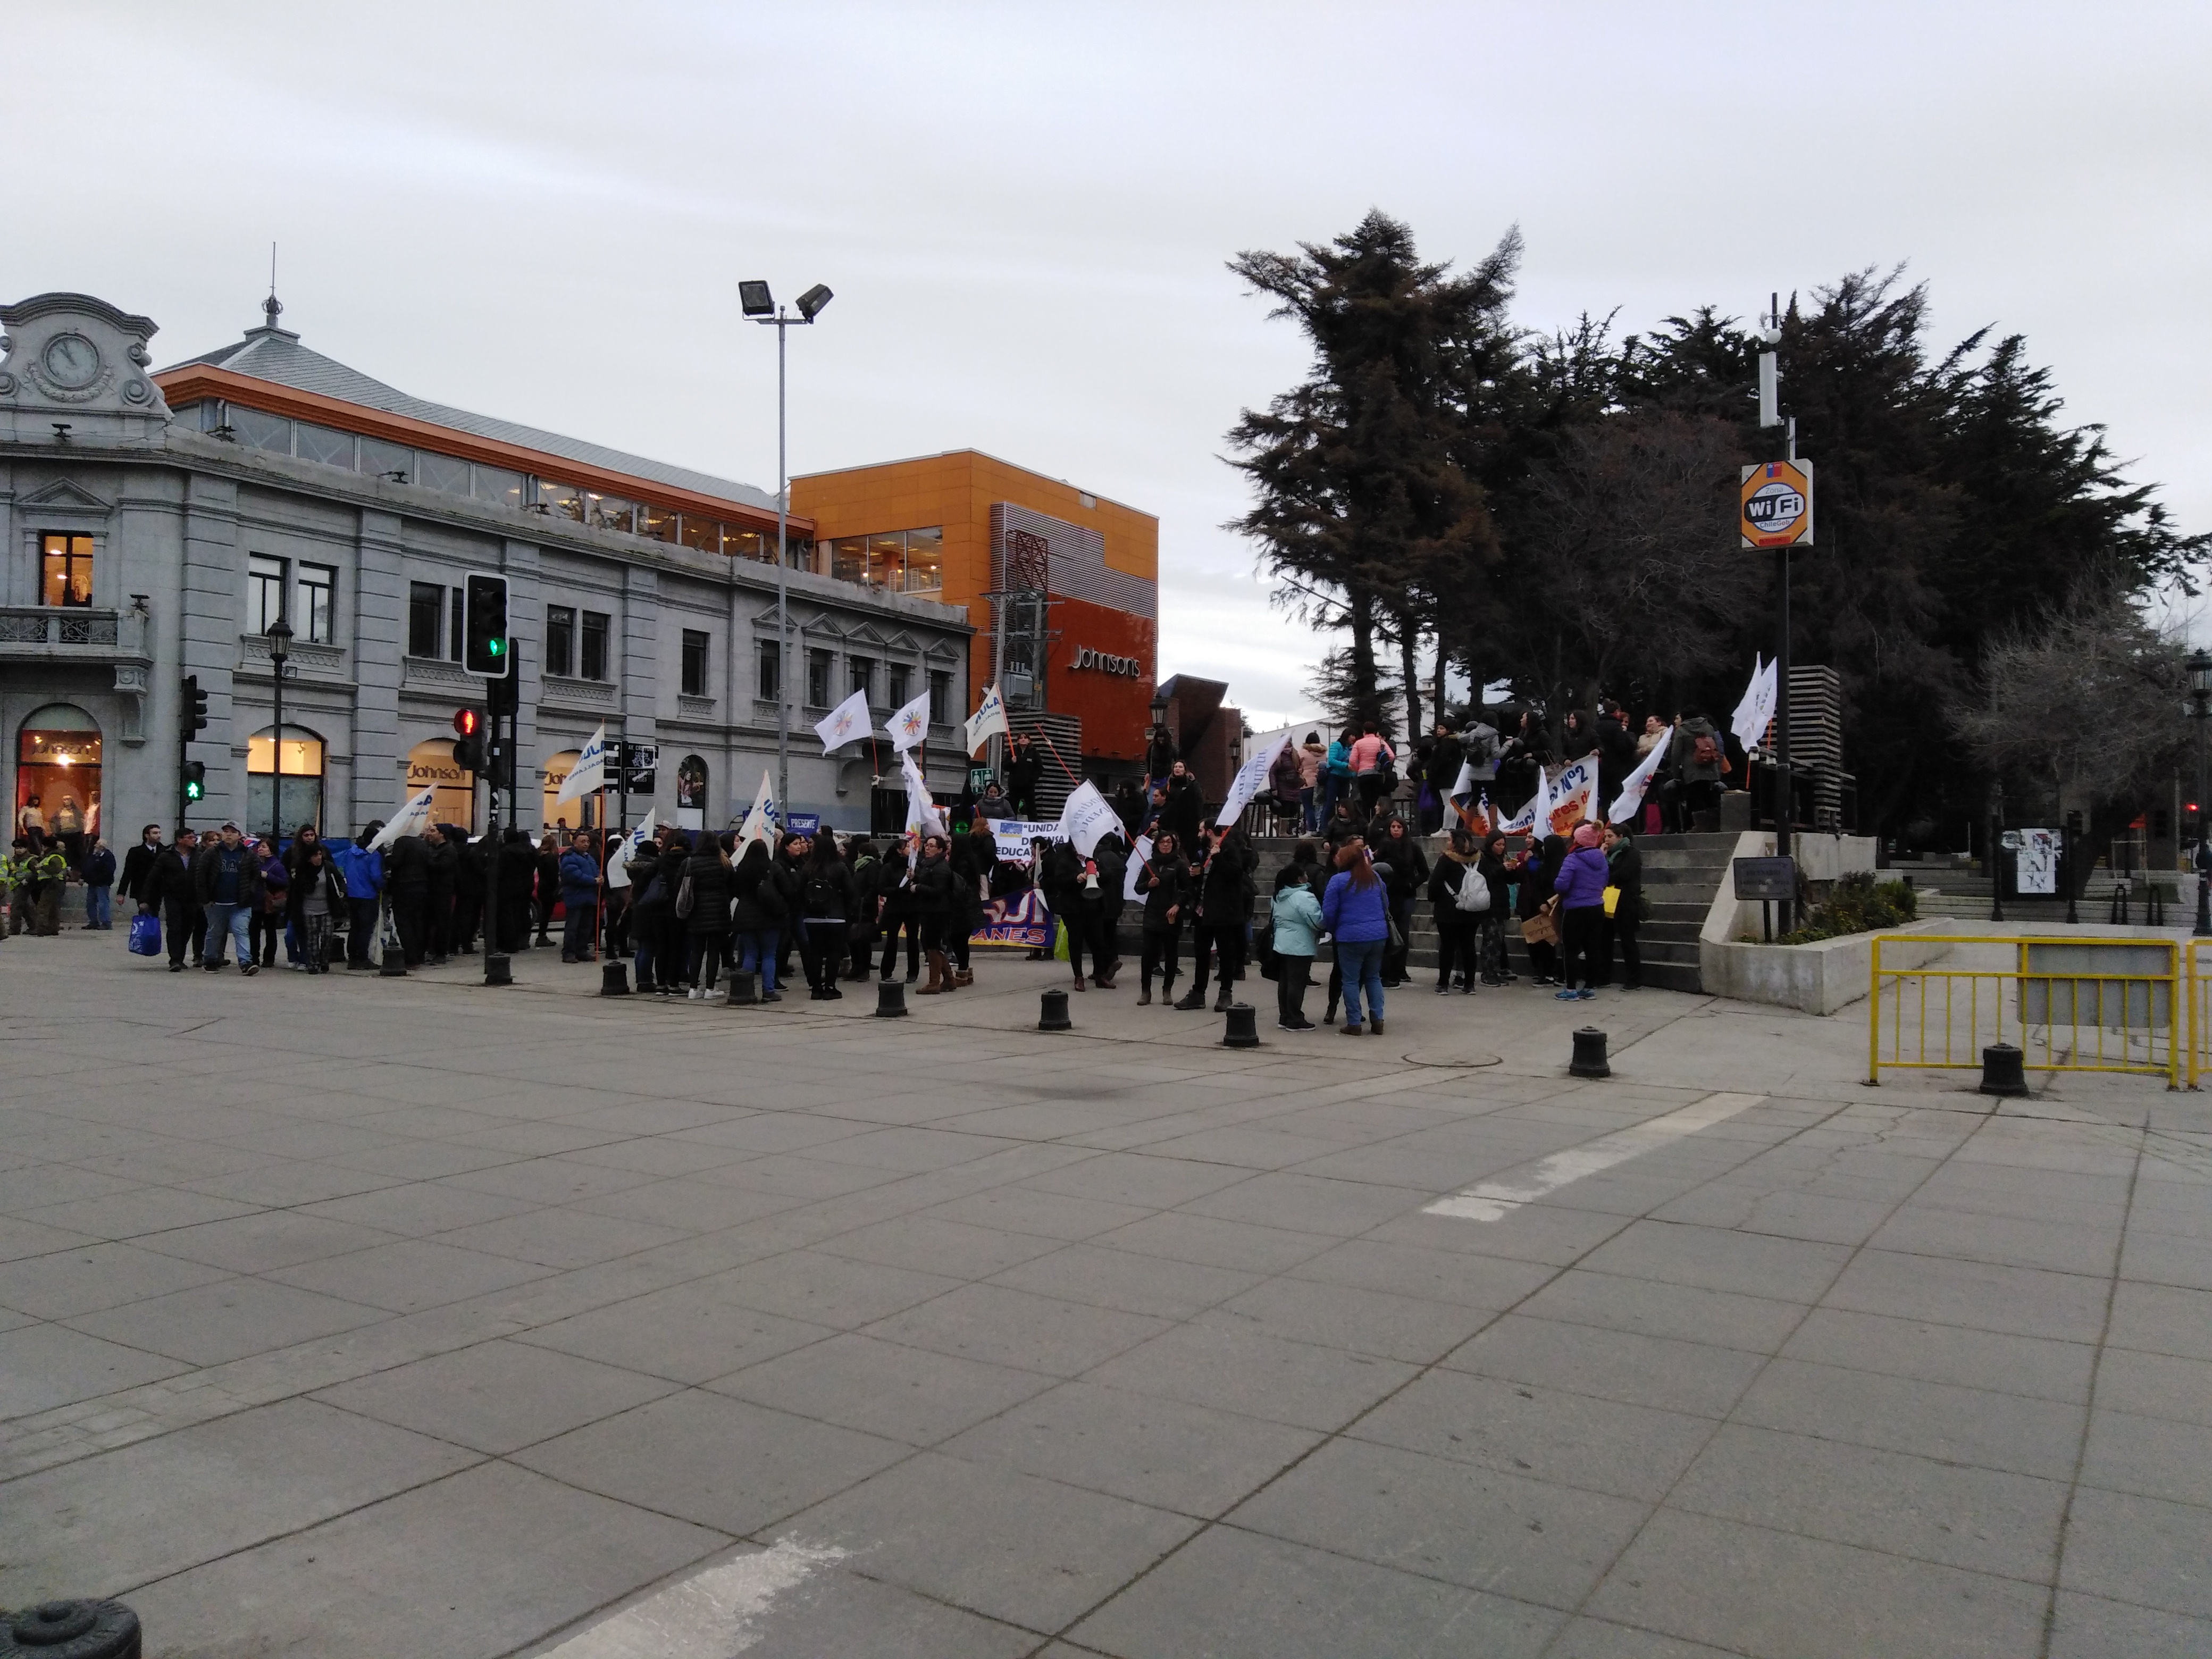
[537, 481, 585, 523]
[830, 537, 868, 584]
[247, 725, 326, 836]
[581, 610, 610, 681]
[904, 526, 943, 593]
[681, 629, 710, 697]
[807, 649, 832, 709]
[826, 527, 943, 594]
[232, 406, 291, 455]
[929, 669, 950, 726]
[417, 451, 469, 496]
[678, 515, 716, 552]
[849, 656, 874, 704]
[294, 423, 357, 469]
[757, 640, 780, 702]
[361, 436, 414, 481]
[449, 585, 465, 661]
[40, 534, 95, 608]
[472, 465, 524, 510]
[726, 529, 767, 563]
[296, 563, 336, 643]
[249, 554, 287, 632]
[407, 582, 444, 658]
[587, 493, 637, 534]
[641, 505, 676, 543]
[546, 606, 575, 677]
[888, 663, 911, 710]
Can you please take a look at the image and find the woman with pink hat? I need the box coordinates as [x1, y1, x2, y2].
[1552, 819, 1610, 1001]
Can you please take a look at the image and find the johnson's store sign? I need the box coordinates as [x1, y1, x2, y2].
[1071, 646, 1144, 677]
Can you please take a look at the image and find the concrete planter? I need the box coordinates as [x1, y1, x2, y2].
[1700, 919, 1950, 1015]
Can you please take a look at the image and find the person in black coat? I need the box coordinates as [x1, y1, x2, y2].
[1038, 837, 1087, 988]
[797, 834, 860, 999]
[1511, 832, 1567, 985]
[1179, 823, 1257, 1012]
[875, 833, 921, 984]
[1602, 820, 1645, 991]
[423, 825, 457, 966]
[149, 828, 202, 969]
[1429, 827, 1485, 993]
[622, 839, 667, 993]
[447, 826, 484, 955]
[499, 827, 538, 953]
[116, 825, 165, 911]
[949, 822, 994, 986]
[533, 832, 562, 946]
[768, 833, 806, 985]
[1476, 831, 1514, 985]
[911, 833, 958, 994]
[1006, 735, 1045, 819]
[1373, 816, 1429, 987]
[684, 832, 736, 998]
[1136, 830, 1192, 1007]
[1161, 762, 1203, 852]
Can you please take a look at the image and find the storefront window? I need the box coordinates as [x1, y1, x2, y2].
[246, 724, 326, 837]
[406, 736, 475, 833]
[41, 534, 94, 608]
[15, 705, 102, 865]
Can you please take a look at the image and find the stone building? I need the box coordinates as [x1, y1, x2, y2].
[0, 290, 971, 849]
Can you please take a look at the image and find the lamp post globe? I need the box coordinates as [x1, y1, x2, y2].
[265, 616, 294, 848]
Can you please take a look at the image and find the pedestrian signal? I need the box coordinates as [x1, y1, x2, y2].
[182, 760, 206, 802]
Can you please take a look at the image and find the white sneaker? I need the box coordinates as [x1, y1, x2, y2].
[688, 987, 703, 1001]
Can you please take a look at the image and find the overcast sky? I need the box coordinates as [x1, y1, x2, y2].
[9, 2, 2207, 725]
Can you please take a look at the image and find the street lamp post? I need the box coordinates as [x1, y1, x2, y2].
[2190, 650, 2212, 936]
[741, 279, 833, 823]
[265, 616, 293, 847]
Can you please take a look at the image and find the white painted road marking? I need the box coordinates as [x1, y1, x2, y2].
[1423, 1092, 1767, 1221]
[541, 1538, 848, 1658]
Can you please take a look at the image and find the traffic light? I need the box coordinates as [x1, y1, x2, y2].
[451, 707, 485, 772]
[181, 673, 209, 739]
[463, 573, 509, 676]
[182, 760, 206, 803]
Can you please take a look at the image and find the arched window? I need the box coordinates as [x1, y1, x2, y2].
[246, 724, 325, 838]
[677, 754, 708, 829]
[16, 703, 102, 862]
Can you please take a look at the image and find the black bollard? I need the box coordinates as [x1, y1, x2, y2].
[1979, 1043, 2030, 1097]
[1570, 1027, 1611, 1078]
[725, 968, 759, 1006]
[2, 1599, 141, 1658]
[1220, 1002, 1260, 1049]
[600, 959, 631, 996]
[876, 979, 908, 1018]
[1038, 987, 1071, 1032]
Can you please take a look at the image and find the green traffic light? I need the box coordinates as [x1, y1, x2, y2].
[185, 782, 204, 801]
[489, 639, 504, 656]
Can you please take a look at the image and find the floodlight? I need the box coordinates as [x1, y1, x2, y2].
[796, 284, 834, 321]
[739, 281, 774, 317]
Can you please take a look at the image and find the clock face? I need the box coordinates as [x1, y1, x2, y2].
[43, 333, 101, 390]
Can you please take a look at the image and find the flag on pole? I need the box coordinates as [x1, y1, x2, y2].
[1216, 731, 1293, 829]
[736, 770, 778, 849]
[963, 683, 1009, 756]
[1446, 759, 1491, 832]
[1609, 727, 1674, 823]
[814, 688, 870, 752]
[606, 809, 658, 889]
[1732, 655, 1779, 756]
[556, 724, 609, 806]
[1055, 780, 1123, 857]
[1546, 752, 1601, 835]
[901, 750, 946, 837]
[367, 786, 437, 851]
[1124, 835, 1154, 902]
[885, 687, 932, 752]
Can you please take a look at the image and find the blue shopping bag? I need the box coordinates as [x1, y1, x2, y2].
[128, 911, 161, 957]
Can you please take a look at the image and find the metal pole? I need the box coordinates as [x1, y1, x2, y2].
[775, 309, 790, 822]
[1773, 544, 1792, 935]
[2195, 699, 2209, 936]
[1990, 781, 2005, 923]
[269, 652, 284, 846]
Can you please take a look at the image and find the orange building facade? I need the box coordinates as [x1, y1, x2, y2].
[791, 451, 1158, 767]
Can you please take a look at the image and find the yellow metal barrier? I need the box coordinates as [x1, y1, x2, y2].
[2190, 939, 2212, 1089]
[1867, 933, 2181, 1089]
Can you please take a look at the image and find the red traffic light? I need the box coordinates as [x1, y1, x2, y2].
[453, 707, 483, 738]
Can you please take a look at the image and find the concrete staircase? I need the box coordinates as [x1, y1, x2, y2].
[1244, 831, 1738, 994]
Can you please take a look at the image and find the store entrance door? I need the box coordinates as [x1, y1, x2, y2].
[15, 703, 101, 869]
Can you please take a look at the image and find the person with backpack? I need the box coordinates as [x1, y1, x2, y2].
[1347, 723, 1396, 819]
[1429, 826, 1486, 994]
[1320, 728, 1355, 828]
[684, 831, 737, 999]
[1268, 863, 1325, 1030]
[797, 833, 859, 1000]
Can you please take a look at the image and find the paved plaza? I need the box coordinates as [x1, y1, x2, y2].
[2, 929, 2209, 1657]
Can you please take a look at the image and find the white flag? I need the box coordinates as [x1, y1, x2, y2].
[736, 769, 778, 849]
[1498, 766, 1549, 837]
[367, 785, 437, 851]
[606, 809, 658, 889]
[963, 683, 1009, 756]
[1546, 752, 1601, 834]
[1217, 731, 1293, 828]
[1124, 834, 1154, 903]
[1608, 727, 1674, 823]
[1732, 656, 1779, 755]
[1448, 758, 1478, 808]
[901, 750, 946, 837]
[1056, 780, 1122, 858]
[886, 687, 933, 752]
[814, 688, 870, 753]
[555, 724, 609, 806]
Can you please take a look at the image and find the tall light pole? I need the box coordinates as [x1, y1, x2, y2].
[2190, 649, 2212, 936]
[265, 615, 292, 846]
[742, 279, 833, 821]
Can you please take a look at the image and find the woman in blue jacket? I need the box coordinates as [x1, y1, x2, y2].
[1320, 838, 1390, 1035]
[1552, 820, 1610, 999]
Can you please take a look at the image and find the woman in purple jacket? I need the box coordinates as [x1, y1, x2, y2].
[1320, 838, 1392, 1035]
[1553, 820, 1610, 1000]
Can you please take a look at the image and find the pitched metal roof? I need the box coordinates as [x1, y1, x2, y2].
[163, 321, 776, 512]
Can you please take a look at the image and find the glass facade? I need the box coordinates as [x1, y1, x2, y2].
[825, 526, 943, 595]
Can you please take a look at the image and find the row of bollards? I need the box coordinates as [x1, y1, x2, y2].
[1, 1599, 140, 1657]
[1029, 988, 1261, 1047]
